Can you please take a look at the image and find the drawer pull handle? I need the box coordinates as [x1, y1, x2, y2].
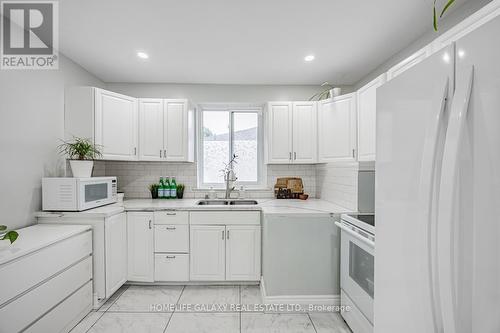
[227, 230, 230, 239]
[166, 213, 177, 216]
[166, 255, 176, 259]
[166, 227, 177, 230]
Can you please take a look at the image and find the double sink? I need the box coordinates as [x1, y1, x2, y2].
[196, 199, 258, 206]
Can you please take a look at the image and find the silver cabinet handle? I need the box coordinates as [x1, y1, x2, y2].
[166, 212, 177, 216]
[165, 227, 176, 230]
[289, 152, 292, 160]
[222, 230, 225, 240]
[148, 220, 152, 229]
[134, 147, 137, 155]
[166, 255, 176, 259]
[160, 150, 162, 158]
[164, 149, 166, 158]
[352, 149, 355, 158]
[294, 152, 297, 160]
[227, 230, 230, 239]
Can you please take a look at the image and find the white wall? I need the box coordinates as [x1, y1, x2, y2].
[0, 55, 105, 230]
[355, 0, 492, 89]
[105, 83, 353, 103]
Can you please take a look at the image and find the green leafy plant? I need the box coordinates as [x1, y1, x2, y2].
[176, 184, 185, 199]
[434, 0, 456, 31]
[148, 184, 159, 199]
[58, 137, 102, 160]
[0, 225, 18, 244]
[309, 82, 334, 101]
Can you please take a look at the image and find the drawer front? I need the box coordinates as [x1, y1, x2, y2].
[155, 225, 189, 253]
[0, 256, 92, 333]
[190, 211, 260, 225]
[154, 211, 188, 225]
[154, 254, 189, 281]
[24, 281, 92, 333]
[0, 231, 92, 306]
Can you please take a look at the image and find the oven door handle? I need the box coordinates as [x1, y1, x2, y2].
[335, 222, 375, 248]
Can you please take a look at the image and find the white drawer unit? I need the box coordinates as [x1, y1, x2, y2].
[154, 254, 189, 281]
[155, 224, 189, 253]
[0, 224, 92, 333]
[154, 210, 188, 225]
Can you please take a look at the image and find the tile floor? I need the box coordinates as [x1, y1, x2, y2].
[70, 285, 352, 333]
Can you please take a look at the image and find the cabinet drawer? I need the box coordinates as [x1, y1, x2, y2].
[155, 225, 189, 253]
[24, 281, 92, 333]
[0, 230, 92, 306]
[154, 211, 188, 225]
[190, 211, 260, 225]
[154, 254, 189, 281]
[0, 256, 92, 333]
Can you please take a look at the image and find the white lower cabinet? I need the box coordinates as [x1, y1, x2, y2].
[190, 225, 226, 281]
[189, 211, 261, 282]
[127, 212, 154, 282]
[225, 225, 261, 281]
[105, 213, 128, 297]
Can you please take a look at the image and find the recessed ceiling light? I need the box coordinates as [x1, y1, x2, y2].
[304, 55, 315, 62]
[137, 51, 149, 59]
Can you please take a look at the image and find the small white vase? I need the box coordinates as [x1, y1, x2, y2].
[330, 87, 342, 97]
[70, 160, 94, 178]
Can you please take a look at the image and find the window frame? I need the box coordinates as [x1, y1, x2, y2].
[197, 104, 265, 189]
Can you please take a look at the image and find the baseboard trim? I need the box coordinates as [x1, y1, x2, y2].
[260, 277, 340, 306]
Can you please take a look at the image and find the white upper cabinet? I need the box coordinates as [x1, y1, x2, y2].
[95, 89, 139, 160]
[65, 87, 139, 161]
[138, 98, 195, 162]
[139, 99, 164, 161]
[266, 101, 317, 164]
[356, 74, 386, 161]
[266, 102, 293, 163]
[318, 93, 357, 163]
[292, 102, 318, 163]
[387, 46, 432, 81]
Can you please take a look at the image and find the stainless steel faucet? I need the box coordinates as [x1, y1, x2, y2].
[224, 169, 237, 199]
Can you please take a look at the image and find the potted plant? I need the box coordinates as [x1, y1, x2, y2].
[176, 184, 185, 199]
[0, 225, 18, 248]
[149, 184, 159, 199]
[58, 137, 102, 178]
[433, 0, 456, 31]
[309, 82, 340, 101]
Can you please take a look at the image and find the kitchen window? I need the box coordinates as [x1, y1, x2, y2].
[198, 105, 264, 188]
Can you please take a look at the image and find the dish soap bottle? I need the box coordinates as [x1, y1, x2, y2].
[209, 187, 216, 199]
[239, 185, 246, 199]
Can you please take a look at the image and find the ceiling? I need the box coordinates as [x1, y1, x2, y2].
[60, 0, 468, 85]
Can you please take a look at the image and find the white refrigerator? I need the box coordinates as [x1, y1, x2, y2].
[375, 15, 500, 333]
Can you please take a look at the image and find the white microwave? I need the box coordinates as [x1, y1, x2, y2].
[42, 177, 117, 211]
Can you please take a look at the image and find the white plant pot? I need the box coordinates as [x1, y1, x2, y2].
[70, 160, 94, 178]
[330, 87, 342, 97]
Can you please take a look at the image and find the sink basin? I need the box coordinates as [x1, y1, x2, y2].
[196, 200, 229, 205]
[229, 200, 258, 205]
[196, 200, 258, 206]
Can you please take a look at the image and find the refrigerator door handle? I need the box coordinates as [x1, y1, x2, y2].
[437, 65, 474, 333]
[418, 76, 450, 332]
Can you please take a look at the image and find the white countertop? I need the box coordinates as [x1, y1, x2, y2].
[35, 198, 354, 219]
[0, 224, 91, 265]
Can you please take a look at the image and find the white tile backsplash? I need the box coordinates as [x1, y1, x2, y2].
[316, 162, 359, 211]
[95, 161, 318, 199]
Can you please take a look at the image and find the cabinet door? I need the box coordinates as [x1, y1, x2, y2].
[190, 225, 225, 281]
[104, 212, 127, 297]
[292, 102, 317, 163]
[164, 99, 188, 161]
[266, 102, 293, 164]
[139, 98, 164, 161]
[226, 225, 261, 281]
[357, 74, 386, 162]
[318, 94, 357, 162]
[95, 89, 138, 160]
[127, 212, 154, 282]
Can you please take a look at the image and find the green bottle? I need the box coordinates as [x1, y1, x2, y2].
[164, 177, 171, 199]
[159, 177, 164, 198]
[170, 177, 177, 199]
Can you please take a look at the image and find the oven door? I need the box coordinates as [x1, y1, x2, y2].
[78, 179, 114, 210]
[339, 224, 374, 324]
